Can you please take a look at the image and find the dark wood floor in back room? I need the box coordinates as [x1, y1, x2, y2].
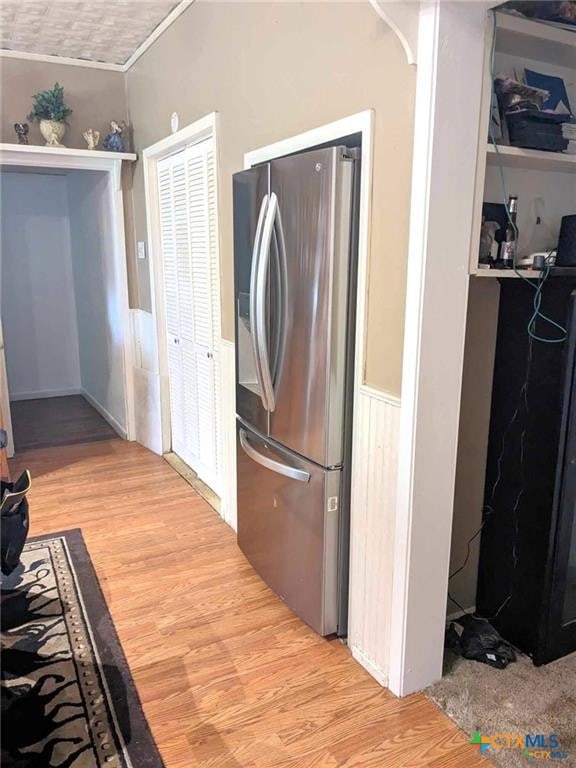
[10, 395, 119, 452]
[9, 440, 490, 768]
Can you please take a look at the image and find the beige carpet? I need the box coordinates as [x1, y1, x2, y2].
[426, 650, 576, 767]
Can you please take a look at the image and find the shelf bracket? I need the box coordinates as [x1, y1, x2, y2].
[368, 0, 418, 66]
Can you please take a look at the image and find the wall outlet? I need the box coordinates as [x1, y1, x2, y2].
[137, 241, 146, 260]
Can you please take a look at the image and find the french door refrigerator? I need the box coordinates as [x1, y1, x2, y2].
[233, 146, 358, 636]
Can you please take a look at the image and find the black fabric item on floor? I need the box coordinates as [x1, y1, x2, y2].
[447, 615, 516, 669]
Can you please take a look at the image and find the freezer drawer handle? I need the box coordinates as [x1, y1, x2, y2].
[239, 429, 310, 483]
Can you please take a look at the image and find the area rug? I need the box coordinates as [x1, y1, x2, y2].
[1, 529, 164, 768]
[426, 650, 576, 767]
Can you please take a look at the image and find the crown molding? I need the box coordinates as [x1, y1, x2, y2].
[0, 0, 194, 73]
[122, 0, 194, 71]
[0, 48, 124, 71]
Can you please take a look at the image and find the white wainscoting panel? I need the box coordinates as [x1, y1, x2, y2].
[130, 309, 163, 455]
[219, 338, 237, 530]
[131, 308, 158, 373]
[348, 384, 401, 688]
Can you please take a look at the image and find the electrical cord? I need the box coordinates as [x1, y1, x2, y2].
[448, 15, 571, 619]
[488, 11, 567, 345]
[448, 335, 534, 620]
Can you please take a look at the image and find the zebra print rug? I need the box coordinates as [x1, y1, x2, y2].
[1, 529, 164, 768]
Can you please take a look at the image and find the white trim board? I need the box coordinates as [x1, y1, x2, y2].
[122, 1, 194, 71]
[388, 0, 496, 697]
[359, 384, 401, 409]
[0, 48, 123, 71]
[142, 113, 225, 501]
[0, 0, 193, 72]
[0, 144, 136, 163]
[244, 111, 399, 686]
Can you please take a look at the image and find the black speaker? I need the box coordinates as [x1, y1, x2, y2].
[556, 215, 576, 267]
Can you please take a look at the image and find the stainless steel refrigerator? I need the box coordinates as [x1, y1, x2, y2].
[233, 146, 358, 636]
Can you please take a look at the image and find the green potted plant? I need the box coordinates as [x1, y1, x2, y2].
[27, 83, 73, 147]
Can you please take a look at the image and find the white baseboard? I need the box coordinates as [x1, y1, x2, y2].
[350, 645, 389, 688]
[81, 389, 127, 439]
[10, 387, 82, 401]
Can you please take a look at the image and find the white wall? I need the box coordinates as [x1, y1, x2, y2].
[1, 171, 81, 400]
[67, 171, 127, 435]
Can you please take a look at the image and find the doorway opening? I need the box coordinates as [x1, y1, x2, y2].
[143, 114, 223, 502]
[0, 167, 132, 454]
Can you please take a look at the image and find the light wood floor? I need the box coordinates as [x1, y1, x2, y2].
[10, 395, 118, 452]
[9, 440, 489, 768]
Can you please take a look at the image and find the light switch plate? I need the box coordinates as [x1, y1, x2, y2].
[137, 241, 146, 260]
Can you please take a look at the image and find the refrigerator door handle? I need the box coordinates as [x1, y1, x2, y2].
[239, 428, 311, 483]
[270, 200, 288, 396]
[250, 194, 270, 410]
[256, 192, 279, 412]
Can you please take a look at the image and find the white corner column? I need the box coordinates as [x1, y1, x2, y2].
[388, 1, 493, 696]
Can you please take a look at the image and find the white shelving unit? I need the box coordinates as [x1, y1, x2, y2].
[495, 11, 576, 69]
[486, 144, 576, 173]
[469, 12, 576, 277]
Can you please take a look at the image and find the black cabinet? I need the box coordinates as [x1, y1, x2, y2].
[476, 278, 576, 664]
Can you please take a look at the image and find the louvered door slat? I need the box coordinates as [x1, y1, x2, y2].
[174, 163, 194, 345]
[187, 148, 213, 351]
[156, 139, 221, 496]
[182, 343, 200, 463]
[167, 341, 185, 457]
[158, 163, 179, 337]
[195, 350, 217, 482]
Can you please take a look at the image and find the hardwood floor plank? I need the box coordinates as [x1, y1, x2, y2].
[8, 440, 490, 768]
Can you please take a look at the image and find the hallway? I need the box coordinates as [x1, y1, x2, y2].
[10, 395, 119, 452]
[9, 440, 488, 768]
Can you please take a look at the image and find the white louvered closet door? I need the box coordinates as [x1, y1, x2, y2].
[157, 139, 221, 495]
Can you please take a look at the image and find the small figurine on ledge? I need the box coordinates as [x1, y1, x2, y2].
[83, 128, 100, 150]
[14, 122, 29, 144]
[103, 120, 126, 153]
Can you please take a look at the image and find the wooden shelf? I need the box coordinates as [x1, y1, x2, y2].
[472, 268, 576, 279]
[472, 268, 539, 278]
[486, 144, 576, 173]
[0, 143, 136, 162]
[495, 11, 576, 69]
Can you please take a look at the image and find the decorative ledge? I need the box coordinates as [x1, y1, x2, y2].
[0, 143, 136, 163]
[0, 143, 137, 191]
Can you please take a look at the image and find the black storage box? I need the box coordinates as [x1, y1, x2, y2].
[506, 111, 569, 152]
[557, 215, 576, 267]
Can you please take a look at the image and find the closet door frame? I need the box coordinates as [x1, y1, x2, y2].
[143, 113, 223, 492]
[0, 146, 137, 452]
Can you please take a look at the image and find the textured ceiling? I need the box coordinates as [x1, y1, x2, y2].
[0, 1, 180, 66]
